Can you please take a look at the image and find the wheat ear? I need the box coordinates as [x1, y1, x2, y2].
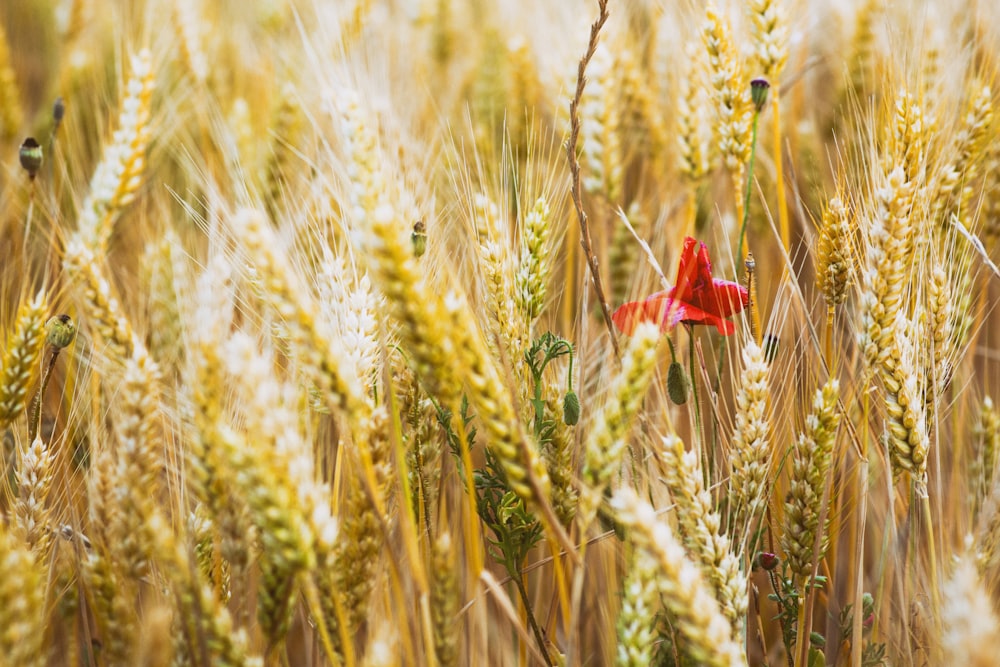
[728, 339, 772, 536]
[661, 434, 747, 633]
[0, 292, 47, 430]
[0, 521, 46, 667]
[612, 490, 746, 667]
[941, 556, 1000, 666]
[781, 378, 841, 582]
[0, 21, 22, 142]
[578, 321, 661, 533]
[77, 49, 154, 253]
[615, 548, 659, 667]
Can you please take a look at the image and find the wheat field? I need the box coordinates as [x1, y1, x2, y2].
[2, 0, 1000, 665]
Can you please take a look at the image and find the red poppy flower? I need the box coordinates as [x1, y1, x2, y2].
[612, 237, 749, 336]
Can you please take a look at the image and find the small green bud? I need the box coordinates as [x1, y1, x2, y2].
[809, 632, 826, 649]
[667, 361, 688, 405]
[19, 138, 43, 179]
[411, 220, 427, 258]
[562, 390, 580, 426]
[807, 647, 827, 667]
[45, 314, 76, 349]
[751, 78, 771, 112]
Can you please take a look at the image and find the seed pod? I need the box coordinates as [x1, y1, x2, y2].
[411, 220, 427, 258]
[756, 551, 779, 571]
[45, 315, 76, 349]
[562, 389, 580, 426]
[19, 138, 42, 179]
[751, 78, 771, 112]
[667, 361, 688, 405]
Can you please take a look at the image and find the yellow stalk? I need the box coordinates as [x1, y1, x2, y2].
[772, 90, 789, 252]
[549, 537, 572, 638]
[921, 491, 941, 634]
[852, 389, 870, 667]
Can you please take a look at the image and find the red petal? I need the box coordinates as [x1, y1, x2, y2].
[673, 302, 737, 335]
[708, 279, 750, 318]
[694, 240, 716, 288]
[673, 237, 700, 301]
[612, 292, 685, 334]
[614, 238, 747, 337]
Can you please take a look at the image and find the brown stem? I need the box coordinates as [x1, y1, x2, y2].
[565, 0, 619, 359]
[28, 346, 60, 442]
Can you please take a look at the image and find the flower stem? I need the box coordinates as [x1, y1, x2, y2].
[738, 109, 762, 266]
[28, 345, 61, 442]
[687, 326, 703, 455]
[515, 569, 553, 666]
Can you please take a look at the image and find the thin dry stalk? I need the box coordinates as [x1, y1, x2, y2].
[565, 0, 619, 358]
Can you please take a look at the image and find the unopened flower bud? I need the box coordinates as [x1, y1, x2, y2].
[751, 78, 771, 112]
[667, 361, 688, 405]
[756, 552, 779, 571]
[19, 138, 43, 179]
[45, 314, 76, 349]
[411, 220, 427, 258]
[53, 97, 66, 124]
[562, 389, 580, 426]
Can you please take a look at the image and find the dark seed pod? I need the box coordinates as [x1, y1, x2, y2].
[562, 389, 580, 426]
[667, 361, 688, 405]
[19, 138, 43, 179]
[751, 78, 771, 112]
[756, 551, 779, 571]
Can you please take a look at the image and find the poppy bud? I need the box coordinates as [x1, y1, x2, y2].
[562, 389, 580, 426]
[411, 220, 427, 258]
[751, 78, 771, 112]
[53, 97, 66, 124]
[756, 551, 779, 571]
[667, 361, 688, 405]
[809, 632, 826, 649]
[45, 314, 76, 349]
[19, 138, 43, 179]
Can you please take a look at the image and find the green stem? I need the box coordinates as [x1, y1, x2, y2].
[514, 568, 553, 666]
[738, 110, 762, 268]
[687, 326, 706, 481]
[566, 346, 575, 392]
